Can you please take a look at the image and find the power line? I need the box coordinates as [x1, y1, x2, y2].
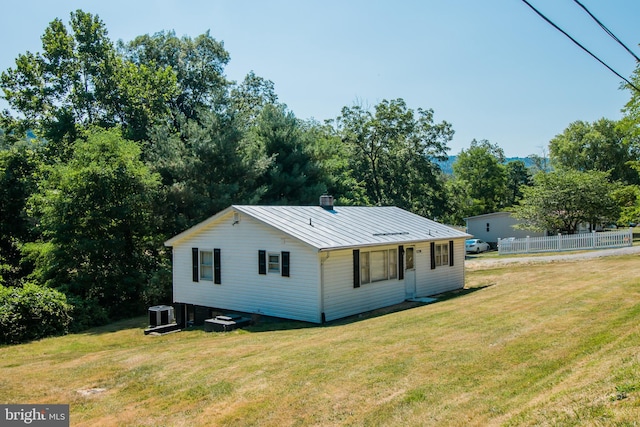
[572, 0, 640, 63]
[520, 0, 640, 94]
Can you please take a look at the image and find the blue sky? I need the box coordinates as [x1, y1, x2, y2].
[1, 0, 639, 157]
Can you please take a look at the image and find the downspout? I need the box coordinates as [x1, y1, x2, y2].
[320, 251, 330, 323]
[460, 239, 465, 291]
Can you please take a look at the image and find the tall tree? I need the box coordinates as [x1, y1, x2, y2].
[511, 169, 619, 234]
[26, 129, 162, 324]
[549, 118, 638, 184]
[504, 159, 532, 206]
[120, 30, 230, 121]
[230, 71, 279, 128]
[0, 139, 43, 284]
[449, 139, 508, 221]
[250, 104, 325, 205]
[303, 119, 369, 206]
[1, 10, 177, 151]
[336, 99, 452, 217]
[147, 108, 268, 234]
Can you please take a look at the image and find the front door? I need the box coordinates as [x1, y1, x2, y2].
[404, 246, 416, 299]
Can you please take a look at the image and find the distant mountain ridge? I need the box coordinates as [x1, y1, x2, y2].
[436, 156, 537, 175]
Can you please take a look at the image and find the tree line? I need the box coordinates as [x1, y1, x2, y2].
[2, 10, 640, 341]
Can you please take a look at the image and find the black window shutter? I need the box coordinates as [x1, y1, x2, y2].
[398, 245, 404, 280]
[214, 248, 221, 284]
[281, 251, 290, 277]
[449, 240, 454, 266]
[353, 249, 360, 288]
[258, 250, 266, 275]
[430, 242, 436, 270]
[192, 248, 199, 282]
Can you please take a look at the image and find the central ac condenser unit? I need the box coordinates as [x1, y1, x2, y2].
[148, 305, 175, 327]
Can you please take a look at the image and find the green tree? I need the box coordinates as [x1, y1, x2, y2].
[505, 159, 532, 206]
[250, 104, 325, 205]
[0, 282, 72, 344]
[148, 109, 268, 234]
[336, 99, 452, 217]
[449, 139, 508, 222]
[511, 169, 619, 234]
[120, 30, 230, 121]
[611, 185, 640, 226]
[0, 139, 44, 285]
[230, 71, 279, 128]
[1, 10, 178, 151]
[26, 129, 162, 325]
[303, 119, 368, 206]
[549, 119, 638, 184]
[621, 61, 640, 151]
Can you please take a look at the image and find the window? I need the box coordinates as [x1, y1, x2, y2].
[389, 248, 397, 279]
[431, 241, 452, 269]
[268, 253, 280, 273]
[192, 247, 221, 283]
[357, 248, 398, 285]
[200, 250, 213, 281]
[406, 247, 414, 270]
[370, 250, 388, 282]
[360, 252, 370, 284]
[435, 243, 449, 267]
[259, 250, 290, 277]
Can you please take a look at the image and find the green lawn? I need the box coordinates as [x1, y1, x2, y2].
[1, 255, 640, 426]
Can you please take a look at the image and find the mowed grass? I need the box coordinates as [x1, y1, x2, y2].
[2, 256, 640, 426]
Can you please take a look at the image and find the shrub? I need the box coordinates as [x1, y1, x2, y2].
[65, 295, 109, 333]
[0, 283, 72, 344]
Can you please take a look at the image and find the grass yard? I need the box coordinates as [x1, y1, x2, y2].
[2, 256, 640, 426]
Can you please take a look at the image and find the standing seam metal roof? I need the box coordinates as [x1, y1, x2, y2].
[231, 205, 470, 250]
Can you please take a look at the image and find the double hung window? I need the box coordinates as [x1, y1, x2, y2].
[200, 251, 213, 281]
[191, 248, 221, 284]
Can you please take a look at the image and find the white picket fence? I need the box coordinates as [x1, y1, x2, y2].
[497, 228, 634, 255]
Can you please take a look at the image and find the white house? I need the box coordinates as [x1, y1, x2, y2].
[465, 212, 546, 245]
[165, 197, 471, 324]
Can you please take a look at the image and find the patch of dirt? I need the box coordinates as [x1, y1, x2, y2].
[77, 388, 107, 396]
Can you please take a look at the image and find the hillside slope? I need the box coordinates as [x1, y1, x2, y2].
[1, 256, 639, 426]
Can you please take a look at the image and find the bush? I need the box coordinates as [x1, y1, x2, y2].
[0, 283, 72, 344]
[65, 295, 109, 333]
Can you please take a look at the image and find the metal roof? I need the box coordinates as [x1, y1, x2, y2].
[166, 205, 470, 251]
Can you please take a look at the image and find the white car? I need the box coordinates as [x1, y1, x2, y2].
[466, 238, 490, 253]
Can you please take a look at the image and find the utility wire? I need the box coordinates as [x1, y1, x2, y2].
[520, 0, 640, 93]
[572, 0, 640, 63]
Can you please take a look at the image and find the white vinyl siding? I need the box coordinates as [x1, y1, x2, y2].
[323, 246, 405, 322]
[466, 212, 546, 243]
[168, 206, 468, 324]
[171, 211, 320, 323]
[416, 240, 465, 296]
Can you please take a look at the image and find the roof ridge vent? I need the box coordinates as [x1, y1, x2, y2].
[319, 194, 334, 210]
